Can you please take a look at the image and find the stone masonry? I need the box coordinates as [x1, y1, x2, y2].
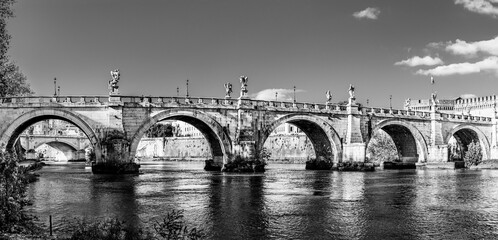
[0, 94, 497, 169]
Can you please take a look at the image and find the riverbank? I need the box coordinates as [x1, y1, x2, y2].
[470, 159, 498, 169]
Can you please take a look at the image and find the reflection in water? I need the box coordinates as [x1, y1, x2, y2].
[27, 163, 498, 239]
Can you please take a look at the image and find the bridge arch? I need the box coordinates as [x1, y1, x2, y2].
[260, 114, 342, 163]
[369, 119, 428, 163]
[35, 141, 79, 161]
[0, 109, 102, 162]
[129, 109, 232, 164]
[32, 139, 80, 151]
[445, 124, 490, 161]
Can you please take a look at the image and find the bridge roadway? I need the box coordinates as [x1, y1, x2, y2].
[0, 95, 496, 169]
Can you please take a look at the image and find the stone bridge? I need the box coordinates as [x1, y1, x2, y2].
[0, 95, 497, 169]
[18, 134, 90, 161]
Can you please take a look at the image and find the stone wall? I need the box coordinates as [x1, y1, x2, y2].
[136, 137, 211, 160]
[137, 134, 315, 163]
[263, 134, 315, 163]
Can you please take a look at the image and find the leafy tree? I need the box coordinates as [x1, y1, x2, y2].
[0, 0, 33, 97]
[0, 151, 34, 233]
[366, 130, 398, 165]
[145, 123, 174, 138]
[464, 140, 482, 167]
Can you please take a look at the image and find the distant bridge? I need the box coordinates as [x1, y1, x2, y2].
[0, 95, 496, 169]
[18, 134, 90, 161]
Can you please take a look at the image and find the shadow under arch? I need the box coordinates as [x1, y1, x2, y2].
[368, 119, 428, 163]
[36, 141, 79, 161]
[260, 114, 342, 163]
[129, 109, 232, 165]
[0, 109, 102, 162]
[32, 139, 80, 151]
[445, 124, 490, 161]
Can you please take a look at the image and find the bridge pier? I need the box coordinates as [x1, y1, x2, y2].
[342, 143, 366, 163]
[342, 99, 367, 163]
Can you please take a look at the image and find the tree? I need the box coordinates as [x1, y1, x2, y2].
[464, 140, 482, 167]
[366, 130, 398, 165]
[0, 0, 32, 97]
[0, 151, 30, 233]
[145, 123, 174, 138]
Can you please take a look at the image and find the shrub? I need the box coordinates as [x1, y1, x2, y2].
[0, 151, 38, 233]
[464, 141, 482, 167]
[153, 210, 204, 240]
[62, 210, 204, 240]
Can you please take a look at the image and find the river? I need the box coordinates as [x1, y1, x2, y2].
[26, 162, 498, 239]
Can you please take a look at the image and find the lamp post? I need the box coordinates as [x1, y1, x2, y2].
[293, 86, 296, 103]
[176, 87, 179, 97]
[53, 78, 57, 97]
[186, 79, 189, 98]
[389, 95, 392, 109]
[275, 91, 278, 101]
[57, 86, 60, 96]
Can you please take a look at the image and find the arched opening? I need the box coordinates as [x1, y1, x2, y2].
[260, 114, 341, 169]
[130, 110, 231, 169]
[135, 120, 212, 161]
[0, 109, 101, 163]
[35, 142, 78, 162]
[447, 125, 489, 162]
[367, 120, 427, 168]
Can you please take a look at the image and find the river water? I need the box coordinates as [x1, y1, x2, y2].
[26, 162, 498, 239]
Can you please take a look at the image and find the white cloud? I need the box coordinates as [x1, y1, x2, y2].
[353, 7, 381, 20]
[252, 88, 305, 101]
[460, 93, 478, 99]
[455, 0, 498, 17]
[416, 56, 498, 76]
[445, 36, 498, 56]
[395, 56, 444, 67]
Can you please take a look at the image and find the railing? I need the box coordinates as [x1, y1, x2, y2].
[0, 95, 493, 122]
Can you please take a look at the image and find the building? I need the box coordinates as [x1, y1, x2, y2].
[405, 94, 498, 117]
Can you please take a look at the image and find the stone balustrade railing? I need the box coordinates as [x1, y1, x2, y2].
[0, 95, 493, 123]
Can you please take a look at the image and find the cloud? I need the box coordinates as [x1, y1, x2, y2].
[395, 56, 444, 67]
[252, 88, 305, 101]
[455, 0, 498, 17]
[416, 56, 498, 76]
[445, 36, 498, 56]
[352, 7, 381, 20]
[460, 93, 478, 99]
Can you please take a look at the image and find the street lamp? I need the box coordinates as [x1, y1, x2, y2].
[186, 79, 189, 98]
[53, 78, 57, 97]
[389, 95, 392, 109]
[275, 91, 278, 101]
[293, 86, 296, 103]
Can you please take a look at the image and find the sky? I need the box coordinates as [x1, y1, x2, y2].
[6, 0, 498, 108]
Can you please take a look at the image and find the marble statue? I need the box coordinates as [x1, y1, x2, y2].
[109, 69, 120, 94]
[431, 91, 438, 105]
[239, 76, 248, 98]
[405, 98, 411, 109]
[224, 82, 232, 98]
[326, 90, 332, 102]
[348, 84, 355, 99]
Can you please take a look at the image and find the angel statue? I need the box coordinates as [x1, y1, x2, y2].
[431, 91, 438, 105]
[326, 90, 332, 103]
[239, 76, 248, 98]
[224, 82, 232, 98]
[348, 84, 355, 99]
[405, 98, 411, 109]
[109, 69, 120, 94]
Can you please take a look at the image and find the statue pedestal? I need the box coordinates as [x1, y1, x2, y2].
[109, 96, 121, 103]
